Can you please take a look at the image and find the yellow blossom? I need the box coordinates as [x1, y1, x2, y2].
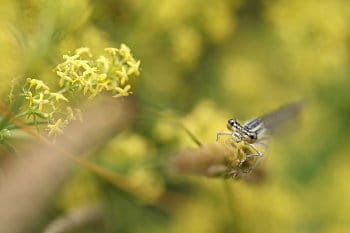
[33, 93, 49, 111]
[97, 74, 110, 91]
[27, 78, 50, 90]
[82, 78, 96, 95]
[75, 47, 92, 57]
[66, 107, 75, 121]
[62, 54, 79, 64]
[24, 91, 35, 107]
[65, 107, 82, 122]
[82, 66, 98, 77]
[119, 43, 132, 61]
[96, 55, 110, 72]
[56, 44, 140, 98]
[76, 59, 90, 70]
[113, 85, 131, 97]
[127, 60, 141, 76]
[18, 44, 140, 141]
[50, 93, 68, 102]
[98, 73, 107, 81]
[104, 47, 119, 56]
[56, 71, 74, 87]
[116, 66, 129, 85]
[47, 119, 68, 136]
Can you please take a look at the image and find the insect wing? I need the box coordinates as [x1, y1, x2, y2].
[243, 101, 304, 137]
[243, 117, 263, 130]
[243, 117, 266, 137]
[260, 101, 304, 133]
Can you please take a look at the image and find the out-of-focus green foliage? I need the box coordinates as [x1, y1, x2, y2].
[1, 0, 350, 233]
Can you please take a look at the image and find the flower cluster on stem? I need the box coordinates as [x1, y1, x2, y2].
[18, 44, 140, 137]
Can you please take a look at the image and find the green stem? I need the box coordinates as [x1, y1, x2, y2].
[14, 111, 29, 119]
[5, 120, 49, 130]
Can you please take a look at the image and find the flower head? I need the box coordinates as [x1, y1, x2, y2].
[27, 78, 50, 91]
[50, 93, 69, 102]
[56, 44, 141, 98]
[47, 119, 68, 137]
[19, 43, 140, 139]
[33, 93, 49, 111]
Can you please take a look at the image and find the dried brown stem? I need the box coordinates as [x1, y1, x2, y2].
[167, 140, 266, 180]
[0, 97, 135, 233]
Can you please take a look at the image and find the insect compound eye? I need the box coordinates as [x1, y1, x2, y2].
[228, 119, 236, 126]
[249, 133, 257, 140]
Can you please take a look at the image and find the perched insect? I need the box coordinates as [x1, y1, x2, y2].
[217, 101, 304, 164]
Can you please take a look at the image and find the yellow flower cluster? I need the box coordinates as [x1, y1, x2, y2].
[22, 78, 71, 136]
[20, 45, 140, 137]
[56, 45, 140, 98]
[22, 78, 68, 117]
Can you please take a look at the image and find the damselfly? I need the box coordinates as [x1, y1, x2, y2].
[217, 101, 304, 164]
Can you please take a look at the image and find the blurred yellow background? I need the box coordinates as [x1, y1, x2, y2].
[1, 0, 350, 233]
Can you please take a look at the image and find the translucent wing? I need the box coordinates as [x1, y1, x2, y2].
[244, 100, 304, 136]
[243, 117, 266, 137]
[243, 117, 263, 130]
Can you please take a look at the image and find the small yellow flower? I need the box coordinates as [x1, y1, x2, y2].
[83, 78, 96, 95]
[97, 74, 110, 91]
[75, 47, 92, 57]
[96, 56, 110, 72]
[113, 85, 131, 97]
[33, 93, 49, 111]
[98, 73, 107, 81]
[47, 119, 68, 136]
[82, 66, 98, 77]
[50, 93, 68, 102]
[76, 59, 91, 71]
[24, 91, 35, 107]
[127, 60, 141, 76]
[74, 74, 87, 87]
[66, 107, 75, 121]
[119, 43, 132, 60]
[66, 107, 83, 122]
[27, 78, 50, 91]
[105, 48, 119, 56]
[97, 82, 110, 91]
[56, 71, 74, 87]
[62, 54, 79, 64]
[116, 66, 129, 85]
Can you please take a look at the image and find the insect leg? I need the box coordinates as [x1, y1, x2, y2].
[246, 143, 263, 159]
[254, 137, 269, 149]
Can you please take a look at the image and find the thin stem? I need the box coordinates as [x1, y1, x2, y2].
[14, 111, 29, 119]
[5, 120, 49, 130]
[180, 123, 203, 147]
[34, 115, 40, 133]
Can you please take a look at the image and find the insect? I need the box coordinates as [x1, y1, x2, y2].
[217, 101, 304, 164]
